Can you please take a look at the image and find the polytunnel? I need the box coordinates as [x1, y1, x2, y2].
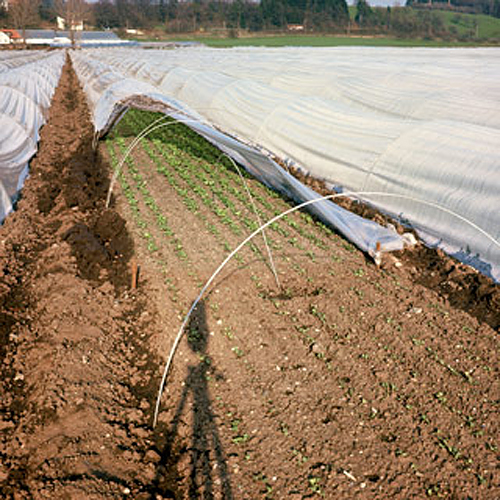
[71, 47, 500, 281]
[71, 50, 408, 265]
[0, 51, 65, 221]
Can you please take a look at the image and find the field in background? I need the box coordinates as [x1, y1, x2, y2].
[189, 35, 479, 47]
[130, 6, 500, 46]
[440, 10, 500, 39]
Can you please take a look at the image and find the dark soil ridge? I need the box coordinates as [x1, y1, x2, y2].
[287, 167, 500, 330]
[0, 56, 180, 498]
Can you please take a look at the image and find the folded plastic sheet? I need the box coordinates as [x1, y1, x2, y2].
[0, 51, 64, 221]
[71, 47, 500, 281]
[72, 51, 408, 263]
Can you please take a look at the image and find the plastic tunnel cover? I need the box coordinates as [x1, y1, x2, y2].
[71, 51, 406, 265]
[0, 51, 65, 222]
[71, 48, 500, 281]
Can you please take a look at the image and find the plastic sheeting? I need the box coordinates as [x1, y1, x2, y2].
[23, 29, 136, 48]
[71, 50, 408, 264]
[72, 47, 500, 280]
[0, 51, 64, 221]
[0, 52, 47, 72]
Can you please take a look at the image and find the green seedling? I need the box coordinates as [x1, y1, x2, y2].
[308, 476, 323, 495]
[232, 346, 244, 358]
[223, 327, 234, 339]
[232, 434, 249, 444]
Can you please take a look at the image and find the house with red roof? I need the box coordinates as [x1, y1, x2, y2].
[1, 29, 22, 44]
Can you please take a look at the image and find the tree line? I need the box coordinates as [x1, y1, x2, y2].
[0, 0, 349, 33]
[1, 0, 498, 38]
[90, 0, 351, 33]
[91, 0, 499, 37]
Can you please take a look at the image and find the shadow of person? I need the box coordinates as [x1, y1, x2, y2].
[164, 300, 233, 499]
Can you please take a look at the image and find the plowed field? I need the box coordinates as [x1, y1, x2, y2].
[1, 57, 499, 499]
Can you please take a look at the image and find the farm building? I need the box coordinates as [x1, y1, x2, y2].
[0, 31, 10, 44]
[0, 29, 21, 44]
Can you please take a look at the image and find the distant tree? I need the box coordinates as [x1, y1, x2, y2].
[111, 0, 155, 29]
[93, 0, 120, 29]
[115, 0, 131, 27]
[39, 0, 56, 23]
[317, 0, 349, 29]
[132, 0, 158, 26]
[0, 4, 7, 23]
[159, 0, 166, 23]
[355, 0, 373, 26]
[54, 0, 90, 46]
[245, 3, 264, 31]
[8, 0, 41, 45]
[260, 0, 286, 28]
[166, 0, 179, 23]
[493, 0, 500, 17]
[260, 0, 347, 30]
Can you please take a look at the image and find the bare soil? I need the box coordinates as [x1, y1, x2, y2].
[288, 167, 500, 331]
[0, 57, 180, 499]
[0, 57, 499, 499]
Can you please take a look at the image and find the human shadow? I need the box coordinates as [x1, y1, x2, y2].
[159, 300, 233, 499]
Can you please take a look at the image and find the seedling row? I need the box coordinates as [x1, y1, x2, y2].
[101, 109, 499, 497]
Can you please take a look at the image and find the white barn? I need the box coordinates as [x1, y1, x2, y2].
[0, 31, 11, 45]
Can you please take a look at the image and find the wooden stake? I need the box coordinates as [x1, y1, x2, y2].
[131, 258, 139, 290]
[375, 241, 382, 268]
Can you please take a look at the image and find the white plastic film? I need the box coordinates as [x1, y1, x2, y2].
[71, 47, 500, 280]
[0, 51, 64, 221]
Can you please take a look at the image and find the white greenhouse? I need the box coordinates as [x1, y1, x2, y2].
[0, 50, 64, 220]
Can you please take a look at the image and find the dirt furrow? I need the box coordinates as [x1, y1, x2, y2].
[0, 55, 179, 499]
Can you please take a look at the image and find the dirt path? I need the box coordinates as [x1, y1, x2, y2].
[0, 57, 180, 498]
[1, 59, 499, 500]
